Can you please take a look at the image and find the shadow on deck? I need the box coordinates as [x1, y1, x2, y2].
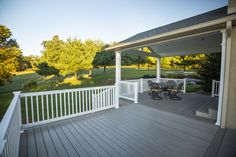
[136, 92, 218, 123]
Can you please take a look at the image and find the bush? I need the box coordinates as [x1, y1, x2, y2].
[142, 74, 156, 78]
[36, 62, 59, 76]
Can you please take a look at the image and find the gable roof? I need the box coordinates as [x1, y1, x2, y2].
[120, 6, 228, 44]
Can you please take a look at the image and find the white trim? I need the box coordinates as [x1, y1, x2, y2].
[215, 30, 227, 126]
[156, 58, 161, 82]
[115, 51, 121, 108]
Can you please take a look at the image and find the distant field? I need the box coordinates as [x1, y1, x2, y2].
[0, 68, 198, 119]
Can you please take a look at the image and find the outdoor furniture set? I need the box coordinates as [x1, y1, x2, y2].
[147, 80, 183, 100]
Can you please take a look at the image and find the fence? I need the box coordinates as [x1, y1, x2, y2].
[0, 92, 21, 157]
[20, 85, 116, 128]
[212, 80, 220, 97]
[119, 81, 138, 103]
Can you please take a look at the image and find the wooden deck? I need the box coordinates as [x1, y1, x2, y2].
[137, 92, 218, 123]
[19, 101, 219, 157]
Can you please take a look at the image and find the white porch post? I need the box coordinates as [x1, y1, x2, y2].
[156, 57, 161, 82]
[215, 30, 227, 126]
[115, 51, 121, 109]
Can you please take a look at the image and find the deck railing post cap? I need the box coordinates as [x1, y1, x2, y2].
[13, 91, 21, 95]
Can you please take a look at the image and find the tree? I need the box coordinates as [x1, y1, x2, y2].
[197, 53, 221, 92]
[171, 54, 205, 71]
[81, 39, 104, 76]
[92, 51, 115, 72]
[36, 62, 59, 76]
[59, 38, 84, 77]
[41, 36, 104, 78]
[41, 35, 64, 72]
[0, 25, 21, 85]
[132, 55, 147, 69]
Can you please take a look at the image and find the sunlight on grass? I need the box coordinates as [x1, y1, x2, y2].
[42, 75, 55, 80]
[60, 76, 82, 86]
[13, 70, 35, 75]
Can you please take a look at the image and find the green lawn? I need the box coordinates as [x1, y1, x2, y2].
[0, 68, 199, 119]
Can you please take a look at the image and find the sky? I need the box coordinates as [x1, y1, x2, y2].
[0, 0, 227, 56]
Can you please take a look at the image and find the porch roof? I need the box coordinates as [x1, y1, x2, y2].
[106, 6, 236, 57]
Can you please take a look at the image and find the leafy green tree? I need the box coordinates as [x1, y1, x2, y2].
[197, 53, 221, 92]
[92, 51, 115, 72]
[41, 35, 64, 72]
[81, 40, 104, 76]
[60, 38, 84, 77]
[36, 62, 59, 76]
[41, 36, 104, 78]
[132, 55, 147, 69]
[0, 25, 21, 85]
[171, 55, 205, 71]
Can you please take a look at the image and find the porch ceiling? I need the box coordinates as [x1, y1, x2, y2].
[122, 31, 222, 57]
[148, 31, 222, 57]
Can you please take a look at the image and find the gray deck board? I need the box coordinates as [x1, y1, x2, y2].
[47, 125, 69, 157]
[27, 129, 37, 157]
[69, 120, 111, 157]
[74, 120, 122, 157]
[81, 118, 135, 157]
[63, 122, 100, 157]
[52, 124, 80, 157]
[19, 93, 220, 157]
[58, 123, 90, 157]
[41, 127, 58, 157]
[34, 128, 47, 157]
[19, 131, 27, 157]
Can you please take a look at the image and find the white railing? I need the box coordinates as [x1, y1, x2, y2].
[120, 81, 138, 103]
[0, 92, 21, 157]
[125, 77, 187, 93]
[92, 86, 116, 111]
[212, 80, 220, 97]
[20, 85, 116, 128]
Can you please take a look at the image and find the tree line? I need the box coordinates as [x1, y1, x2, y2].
[0, 24, 221, 92]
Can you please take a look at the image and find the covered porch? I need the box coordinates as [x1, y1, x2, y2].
[112, 27, 225, 127]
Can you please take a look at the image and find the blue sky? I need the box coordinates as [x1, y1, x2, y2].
[0, 0, 227, 56]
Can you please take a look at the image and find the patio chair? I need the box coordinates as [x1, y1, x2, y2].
[168, 82, 183, 100]
[148, 81, 163, 100]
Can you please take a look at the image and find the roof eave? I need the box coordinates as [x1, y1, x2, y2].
[106, 14, 236, 51]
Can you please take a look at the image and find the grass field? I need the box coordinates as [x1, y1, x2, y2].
[0, 68, 199, 119]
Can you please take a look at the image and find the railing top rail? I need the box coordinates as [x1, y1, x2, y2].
[120, 81, 137, 85]
[124, 78, 185, 81]
[160, 78, 185, 81]
[0, 91, 21, 140]
[20, 85, 115, 97]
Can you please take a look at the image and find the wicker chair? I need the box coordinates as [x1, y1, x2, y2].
[148, 80, 163, 100]
[168, 82, 183, 100]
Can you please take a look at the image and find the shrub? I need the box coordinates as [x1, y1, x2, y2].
[142, 74, 156, 78]
[36, 62, 59, 76]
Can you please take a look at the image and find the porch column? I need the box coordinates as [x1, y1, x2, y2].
[215, 30, 227, 126]
[156, 57, 161, 82]
[115, 51, 121, 108]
